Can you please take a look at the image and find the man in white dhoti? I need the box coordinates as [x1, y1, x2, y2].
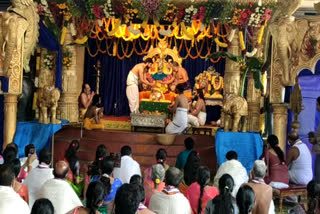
[149, 167, 191, 214]
[38, 161, 82, 214]
[0, 164, 30, 214]
[24, 149, 54, 208]
[188, 89, 207, 127]
[287, 131, 313, 185]
[213, 151, 248, 198]
[113, 146, 141, 184]
[126, 58, 154, 114]
[166, 83, 189, 134]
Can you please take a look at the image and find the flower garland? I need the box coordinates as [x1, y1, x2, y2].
[44, 52, 55, 70]
[183, 5, 198, 25]
[103, 0, 115, 18]
[306, 37, 317, 59]
[62, 48, 73, 69]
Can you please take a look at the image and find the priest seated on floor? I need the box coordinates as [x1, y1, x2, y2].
[79, 83, 95, 120]
[83, 94, 104, 130]
[188, 90, 207, 127]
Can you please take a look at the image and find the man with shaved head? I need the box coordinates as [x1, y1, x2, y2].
[37, 161, 82, 213]
[287, 130, 313, 185]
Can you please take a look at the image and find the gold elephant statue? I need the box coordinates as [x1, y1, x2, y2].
[222, 94, 248, 132]
[37, 86, 61, 124]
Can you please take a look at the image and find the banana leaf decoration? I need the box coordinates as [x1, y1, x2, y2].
[208, 51, 263, 96]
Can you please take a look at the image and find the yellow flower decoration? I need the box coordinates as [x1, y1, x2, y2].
[155, 178, 160, 184]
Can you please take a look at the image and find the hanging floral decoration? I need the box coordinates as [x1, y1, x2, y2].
[62, 48, 73, 69]
[183, 5, 198, 25]
[44, 52, 56, 70]
[103, 0, 115, 18]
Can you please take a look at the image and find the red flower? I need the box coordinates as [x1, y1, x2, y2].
[93, 5, 104, 19]
[249, 2, 253, 8]
[241, 12, 247, 19]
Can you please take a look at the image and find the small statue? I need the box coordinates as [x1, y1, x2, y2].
[194, 72, 211, 97]
[211, 73, 223, 99]
[150, 88, 165, 102]
[38, 86, 61, 124]
[222, 94, 248, 132]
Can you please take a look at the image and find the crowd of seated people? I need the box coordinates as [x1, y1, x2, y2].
[1, 132, 320, 214]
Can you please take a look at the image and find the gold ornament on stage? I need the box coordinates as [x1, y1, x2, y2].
[0, 0, 39, 148]
[38, 86, 61, 124]
[289, 77, 303, 131]
[222, 94, 248, 132]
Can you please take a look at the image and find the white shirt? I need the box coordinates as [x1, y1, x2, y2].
[149, 191, 192, 214]
[24, 164, 54, 208]
[113, 156, 141, 184]
[213, 159, 249, 198]
[0, 186, 30, 214]
[38, 179, 82, 214]
[20, 157, 39, 171]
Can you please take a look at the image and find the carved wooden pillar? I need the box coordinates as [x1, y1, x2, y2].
[3, 94, 18, 149]
[225, 29, 241, 96]
[272, 104, 288, 152]
[57, 26, 79, 122]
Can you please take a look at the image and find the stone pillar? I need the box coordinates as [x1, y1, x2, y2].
[247, 73, 261, 132]
[224, 29, 241, 96]
[272, 104, 288, 152]
[247, 28, 263, 132]
[3, 94, 18, 149]
[57, 26, 79, 122]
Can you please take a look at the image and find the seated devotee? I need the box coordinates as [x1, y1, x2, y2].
[176, 137, 195, 169]
[130, 174, 144, 185]
[3, 145, 32, 182]
[37, 161, 83, 214]
[79, 83, 95, 119]
[64, 140, 84, 197]
[213, 151, 248, 198]
[0, 164, 30, 214]
[88, 144, 108, 177]
[149, 167, 191, 214]
[144, 164, 166, 207]
[236, 185, 255, 214]
[113, 183, 139, 214]
[308, 96, 320, 181]
[31, 198, 54, 214]
[67, 181, 105, 214]
[306, 180, 320, 214]
[170, 61, 190, 91]
[20, 144, 39, 171]
[179, 151, 201, 195]
[247, 160, 275, 214]
[144, 148, 170, 181]
[113, 145, 141, 184]
[24, 149, 54, 208]
[0, 154, 3, 164]
[91, 157, 122, 214]
[10, 158, 29, 203]
[287, 130, 313, 185]
[84, 94, 104, 130]
[188, 90, 207, 127]
[166, 83, 189, 134]
[135, 183, 155, 214]
[261, 135, 289, 189]
[205, 174, 238, 214]
[186, 166, 219, 214]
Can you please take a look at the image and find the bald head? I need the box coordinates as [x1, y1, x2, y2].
[53, 161, 69, 179]
[288, 130, 299, 145]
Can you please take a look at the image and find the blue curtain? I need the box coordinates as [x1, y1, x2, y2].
[38, 21, 62, 90]
[84, 38, 226, 116]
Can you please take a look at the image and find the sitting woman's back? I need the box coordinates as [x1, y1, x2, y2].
[205, 174, 238, 214]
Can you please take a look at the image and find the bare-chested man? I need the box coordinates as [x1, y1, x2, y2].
[126, 58, 154, 114]
[169, 62, 190, 91]
[188, 89, 207, 127]
[80, 83, 95, 114]
[166, 83, 189, 134]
